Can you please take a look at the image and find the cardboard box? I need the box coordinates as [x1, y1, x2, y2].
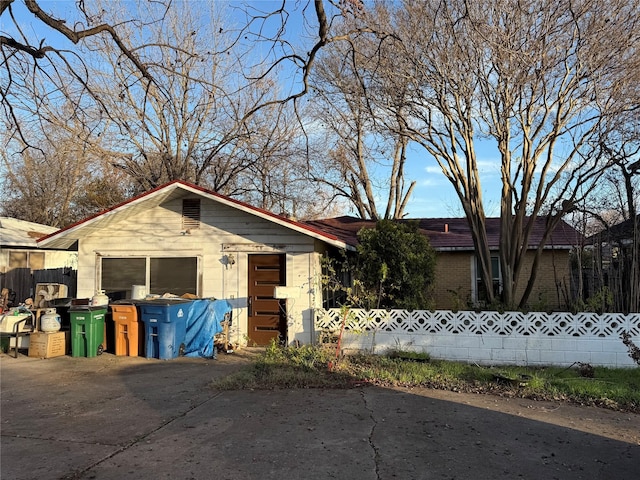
[29, 331, 68, 358]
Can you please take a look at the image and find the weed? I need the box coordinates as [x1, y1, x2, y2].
[211, 345, 640, 413]
[387, 350, 431, 362]
[621, 332, 640, 366]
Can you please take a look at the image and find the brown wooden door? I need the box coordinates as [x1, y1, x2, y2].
[247, 254, 286, 345]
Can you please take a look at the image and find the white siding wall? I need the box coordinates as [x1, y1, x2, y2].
[44, 251, 78, 270]
[76, 197, 324, 345]
[0, 249, 77, 272]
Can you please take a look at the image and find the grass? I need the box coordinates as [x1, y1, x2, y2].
[213, 343, 360, 390]
[212, 343, 640, 413]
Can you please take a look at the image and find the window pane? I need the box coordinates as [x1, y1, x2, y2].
[29, 252, 45, 270]
[477, 280, 489, 302]
[476, 255, 501, 302]
[101, 258, 146, 299]
[150, 257, 197, 296]
[491, 257, 500, 281]
[9, 252, 28, 269]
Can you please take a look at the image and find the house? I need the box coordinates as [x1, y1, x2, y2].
[586, 214, 639, 312]
[0, 217, 77, 274]
[1, 217, 78, 304]
[305, 216, 582, 311]
[588, 214, 640, 255]
[36, 181, 352, 346]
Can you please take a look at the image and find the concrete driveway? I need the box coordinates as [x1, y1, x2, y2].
[1, 350, 639, 480]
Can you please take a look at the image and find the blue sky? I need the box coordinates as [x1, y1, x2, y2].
[3, 0, 505, 219]
[401, 143, 503, 219]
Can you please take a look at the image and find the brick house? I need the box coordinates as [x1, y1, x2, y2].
[306, 216, 582, 311]
[587, 214, 640, 313]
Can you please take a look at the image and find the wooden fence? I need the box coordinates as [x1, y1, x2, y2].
[0, 268, 77, 305]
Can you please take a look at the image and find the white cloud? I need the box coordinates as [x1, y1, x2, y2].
[420, 177, 446, 187]
[424, 165, 443, 174]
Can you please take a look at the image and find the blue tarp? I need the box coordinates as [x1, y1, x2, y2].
[183, 299, 232, 358]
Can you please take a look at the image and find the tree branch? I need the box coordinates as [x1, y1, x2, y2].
[22, 0, 153, 82]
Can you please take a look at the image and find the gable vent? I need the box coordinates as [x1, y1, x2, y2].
[182, 199, 201, 229]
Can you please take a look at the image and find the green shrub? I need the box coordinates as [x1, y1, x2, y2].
[355, 220, 436, 309]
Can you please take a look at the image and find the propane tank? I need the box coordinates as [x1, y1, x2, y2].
[91, 290, 109, 306]
[40, 308, 61, 332]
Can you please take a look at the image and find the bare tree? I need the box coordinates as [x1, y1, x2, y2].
[584, 120, 640, 312]
[1, 20, 135, 227]
[2, 1, 372, 222]
[225, 99, 336, 218]
[367, 0, 640, 308]
[1, 0, 160, 146]
[307, 14, 415, 220]
[75, 1, 276, 193]
[0, 120, 126, 227]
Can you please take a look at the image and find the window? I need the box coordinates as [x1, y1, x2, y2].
[101, 256, 198, 299]
[321, 253, 352, 309]
[475, 255, 501, 302]
[182, 199, 200, 230]
[8, 251, 45, 270]
[150, 258, 197, 295]
[101, 258, 146, 298]
[9, 251, 27, 269]
[29, 252, 45, 270]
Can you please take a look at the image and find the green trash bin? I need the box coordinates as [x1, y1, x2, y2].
[70, 306, 106, 357]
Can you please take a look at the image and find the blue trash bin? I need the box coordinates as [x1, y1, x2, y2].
[137, 299, 193, 360]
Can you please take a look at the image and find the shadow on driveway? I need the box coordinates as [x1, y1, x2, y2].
[1, 351, 639, 480]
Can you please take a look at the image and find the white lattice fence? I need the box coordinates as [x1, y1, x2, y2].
[314, 309, 640, 367]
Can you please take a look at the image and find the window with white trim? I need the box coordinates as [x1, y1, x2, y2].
[101, 256, 198, 300]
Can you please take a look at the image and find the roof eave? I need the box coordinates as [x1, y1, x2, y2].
[37, 181, 356, 251]
[433, 245, 574, 252]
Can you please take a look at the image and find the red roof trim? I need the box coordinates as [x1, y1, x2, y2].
[37, 180, 343, 245]
[177, 182, 343, 242]
[36, 181, 176, 243]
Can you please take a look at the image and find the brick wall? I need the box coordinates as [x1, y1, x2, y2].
[431, 250, 571, 310]
[431, 252, 472, 309]
[512, 250, 571, 310]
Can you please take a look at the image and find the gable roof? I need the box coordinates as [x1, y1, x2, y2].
[0, 217, 58, 248]
[587, 214, 640, 245]
[305, 215, 582, 251]
[36, 181, 353, 250]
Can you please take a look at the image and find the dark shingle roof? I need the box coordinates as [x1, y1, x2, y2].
[587, 214, 640, 244]
[305, 216, 582, 250]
